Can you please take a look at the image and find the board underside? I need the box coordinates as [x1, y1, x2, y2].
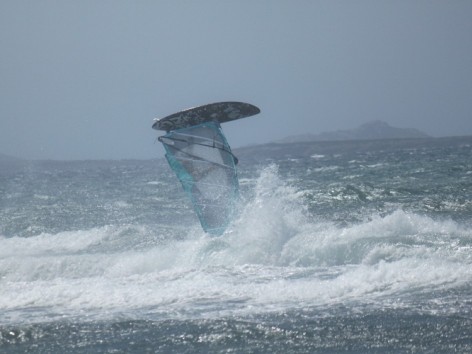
[152, 101, 260, 131]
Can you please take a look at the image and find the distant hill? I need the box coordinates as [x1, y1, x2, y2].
[0, 153, 21, 162]
[277, 121, 430, 143]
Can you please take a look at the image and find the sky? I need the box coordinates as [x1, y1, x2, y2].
[1, 1, 471, 160]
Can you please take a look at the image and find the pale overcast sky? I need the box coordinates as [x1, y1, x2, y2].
[1, 1, 471, 160]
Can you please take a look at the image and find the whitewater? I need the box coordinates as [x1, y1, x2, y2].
[1, 136, 471, 352]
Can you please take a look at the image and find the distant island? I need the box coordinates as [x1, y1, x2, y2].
[277, 120, 430, 144]
[234, 121, 437, 163]
[0, 153, 20, 162]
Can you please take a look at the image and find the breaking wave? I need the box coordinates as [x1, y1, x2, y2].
[1, 165, 471, 324]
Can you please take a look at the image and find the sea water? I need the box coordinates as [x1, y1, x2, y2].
[1, 137, 471, 353]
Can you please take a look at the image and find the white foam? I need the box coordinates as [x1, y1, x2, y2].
[311, 154, 325, 159]
[0, 227, 108, 258]
[1, 166, 471, 324]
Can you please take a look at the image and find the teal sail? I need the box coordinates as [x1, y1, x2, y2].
[158, 121, 239, 235]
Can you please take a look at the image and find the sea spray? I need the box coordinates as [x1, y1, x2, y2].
[1, 137, 472, 351]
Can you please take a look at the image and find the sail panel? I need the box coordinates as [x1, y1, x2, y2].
[159, 122, 239, 235]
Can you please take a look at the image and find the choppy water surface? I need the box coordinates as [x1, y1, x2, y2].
[1, 137, 472, 352]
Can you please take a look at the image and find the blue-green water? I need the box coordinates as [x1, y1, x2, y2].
[1, 137, 472, 353]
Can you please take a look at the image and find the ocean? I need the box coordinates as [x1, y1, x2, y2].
[1, 136, 471, 353]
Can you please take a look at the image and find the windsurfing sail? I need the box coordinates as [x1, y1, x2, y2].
[159, 122, 238, 234]
[153, 102, 260, 235]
